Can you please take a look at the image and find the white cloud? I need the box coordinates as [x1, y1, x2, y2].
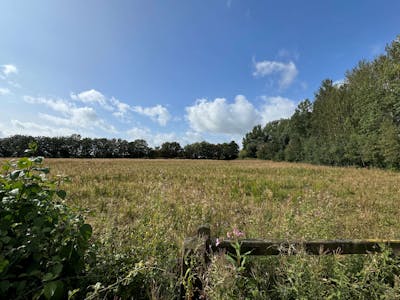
[126, 127, 151, 140]
[0, 87, 11, 95]
[110, 97, 131, 119]
[1, 64, 18, 76]
[333, 79, 346, 87]
[126, 127, 203, 147]
[253, 59, 298, 88]
[70, 89, 113, 110]
[186, 95, 260, 135]
[278, 49, 300, 61]
[24, 96, 72, 114]
[186, 95, 297, 135]
[4, 120, 77, 137]
[24, 95, 117, 133]
[127, 126, 177, 147]
[70, 89, 171, 126]
[152, 132, 178, 146]
[259, 96, 297, 125]
[132, 105, 171, 126]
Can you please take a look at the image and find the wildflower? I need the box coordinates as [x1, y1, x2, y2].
[233, 227, 244, 238]
[216, 238, 221, 246]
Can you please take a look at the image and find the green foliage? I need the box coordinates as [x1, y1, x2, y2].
[160, 141, 183, 158]
[183, 140, 239, 160]
[0, 143, 92, 299]
[203, 247, 400, 299]
[242, 125, 266, 158]
[242, 35, 400, 170]
[0, 135, 239, 160]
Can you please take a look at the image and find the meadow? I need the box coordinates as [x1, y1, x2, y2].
[35, 158, 400, 298]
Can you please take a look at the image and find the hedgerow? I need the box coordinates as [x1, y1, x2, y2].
[0, 143, 92, 299]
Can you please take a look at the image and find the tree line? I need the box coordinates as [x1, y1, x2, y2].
[0, 134, 239, 160]
[242, 36, 400, 169]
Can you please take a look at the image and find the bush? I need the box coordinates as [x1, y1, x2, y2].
[0, 143, 92, 299]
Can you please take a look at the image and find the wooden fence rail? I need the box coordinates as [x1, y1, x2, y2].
[179, 225, 400, 300]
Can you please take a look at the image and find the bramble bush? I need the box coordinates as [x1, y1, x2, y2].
[0, 143, 92, 299]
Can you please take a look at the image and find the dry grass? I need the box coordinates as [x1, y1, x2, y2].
[5, 157, 400, 298]
[46, 158, 400, 242]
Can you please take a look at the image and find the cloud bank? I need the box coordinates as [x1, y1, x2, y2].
[71, 89, 171, 126]
[185, 95, 296, 135]
[24, 95, 117, 133]
[132, 105, 171, 126]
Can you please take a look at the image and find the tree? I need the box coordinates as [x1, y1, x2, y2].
[219, 141, 239, 160]
[379, 118, 400, 168]
[160, 142, 183, 158]
[128, 139, 150, 158]
[240, 35, 400, 169]
[242, 125, 267, 158]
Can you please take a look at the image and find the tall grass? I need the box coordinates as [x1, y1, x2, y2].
[44, 159, 400, 298]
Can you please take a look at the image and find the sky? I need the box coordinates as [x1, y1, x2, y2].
[1, 0, 400, 147]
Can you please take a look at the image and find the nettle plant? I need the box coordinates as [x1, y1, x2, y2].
[0, 143, 92, 299]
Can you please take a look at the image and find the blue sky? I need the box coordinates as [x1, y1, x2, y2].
[1, 0, 399, 146]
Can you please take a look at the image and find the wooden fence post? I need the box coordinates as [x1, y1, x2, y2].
[179, 225, 400, 299]
[179, 225, 211, 300]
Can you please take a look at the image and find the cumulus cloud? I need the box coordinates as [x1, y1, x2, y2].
[1, 64, 18, 76]
[0, 87, 11, 95]
[70, 89, 113, 110]
[70, 89, 171, 126]
[132, 105, 171, 126]
[126, 127, 151, 140]
[24, 95, 117, 133]
[185, 95, 297, 135]
[4, 120, 77, 137]
[110, 97, 131, 118]
[186, 95, 260, 135]
[24, 96, 72, 114]
[127, 126, 203, 147]
[253, 59, 298, 88]
[259, 96, 297, 125]
[127, 126, 177, 147]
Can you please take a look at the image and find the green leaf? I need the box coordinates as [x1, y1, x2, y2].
[225, 254, 236, 267]
[31, 156, 44, 164]
[17, 157, 32, 169]
[0, 236, 11, 244]
[0, 257, 9, 273]
[79, 224, 92, 240]
[35, 167, 50, 174]
[0, 280, 10, 293]
[51, 263, 63, 278]
[43, 280, 64, 300]
[10, 170, 21, 180]
[9, 188, 19, 196]
[67, 288, 80, 300]
[2, 163, 10, 172]
[43, 272, 56, 282]
[25, 142, 38, 155]
[56, 190, 67, 200]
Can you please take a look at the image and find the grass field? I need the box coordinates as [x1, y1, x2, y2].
[44, 159, 400, 298]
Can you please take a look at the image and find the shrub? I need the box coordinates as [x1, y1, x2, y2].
[0, 143, 92, 299]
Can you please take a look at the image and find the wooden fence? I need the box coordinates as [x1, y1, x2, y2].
[179, 225, 400, 300]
